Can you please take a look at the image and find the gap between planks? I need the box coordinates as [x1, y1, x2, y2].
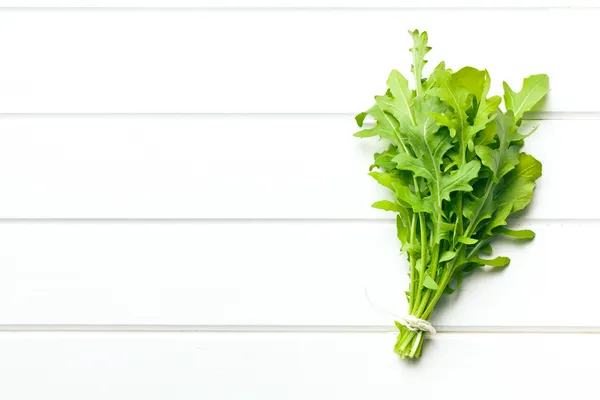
[0, 325, 599, 334]
[0, 7, 598, 11]
[0, 112, 596, 120]
[0, 218, 591, 223]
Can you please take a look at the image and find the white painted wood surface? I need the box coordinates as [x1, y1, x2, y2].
[0, 116, 587, 219]
[0, 5, 595, 398]
[0, 220, 594, 328]
[0, 9, 595, 113]
[0, 332, 596, 399]
[0, 0, 598, 8]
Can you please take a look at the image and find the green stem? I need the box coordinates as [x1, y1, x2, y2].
[457, 195, 464, 236]
[408, 214, 418, 314]
[413, 213, 428, 311]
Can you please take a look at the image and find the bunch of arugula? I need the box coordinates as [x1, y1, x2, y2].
[354, 30, 549, 359]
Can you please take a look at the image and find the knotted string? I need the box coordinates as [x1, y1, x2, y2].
[364, 286, 436, 335]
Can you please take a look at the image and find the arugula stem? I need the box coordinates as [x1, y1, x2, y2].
[413, 213, 428, 312]
[408, 214, 418, 314]
[457, 195, 464, 235]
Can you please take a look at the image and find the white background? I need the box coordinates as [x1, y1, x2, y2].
[0, 1, 596, 398]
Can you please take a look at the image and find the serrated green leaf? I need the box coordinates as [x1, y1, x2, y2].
[354, 101, 399, 143]
[461, 69, 501, 151]
[393, 144, 480, 205]
[475, 144, 520, 182]
[409, 29, 431, 95]
[423, 273, 439, 290]
[475, 256, 511, 267]
[428, 69, 471, 150]
[355, 94, 412, 147]
[438, 160, 481, 202]
[494, 152, 542, 213]
[392, 182, 433, 214]
[475, 110, 521, 182]
[371, 145, 400, 171]
[503, 74, 550, 121]
[385, 70, 416, 125]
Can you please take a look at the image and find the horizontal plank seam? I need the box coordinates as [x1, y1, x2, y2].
[0, 218, 589, 223]
[0, 112, 595, 120]
[1, 325, 600, 334]
[0, 7, 598, 11]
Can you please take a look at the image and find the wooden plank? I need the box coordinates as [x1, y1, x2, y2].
[0, 332, 596, 399]
[0, 220, 595, 328]
[0, 115, 588, 219]
[0, 1, 597, 8]
[0, 9, 593, 113]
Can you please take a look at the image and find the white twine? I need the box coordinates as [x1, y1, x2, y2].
[364, 287, 436, 335]
[397, 315, 436, 335]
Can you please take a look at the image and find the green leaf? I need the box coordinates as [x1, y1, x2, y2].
[402, 242, 421, 255]
[475, 110, 521, 182]
[463, 187, 495, 234]
[395, 321, 405, 331]
[473, 121, 497, 147]
[428, 68, 471, 151]
[484, 204, 512, 235]
[354, 96, 405, 145]
[475, 144, 519, 182]
[371, 145, 399, 171]
[353, 31, 548, 360]
[396, 214, 411, 245]
[446, 68, 502, 151]
[385, 70, 416, 125]
[392, 182, 433, 214]
[480, 243, 493, 254]
[439, 251, 457, 262]
[475, 256, 511, 267]
[438, 160, 481, 202]
[371, 200, 401, 212]
[423, 273, 439, 290]
[503, 74, 550, 121]
[443, 286, 455, 295]
[496, 227, 535, 239]
[494, 152, 543, 213]
[452, 67, 486, 101]
[463, 70, 501, 151]
[409, 29, 431, 95]
[458, 236, 478, 245]
[368, 171, 396, 190]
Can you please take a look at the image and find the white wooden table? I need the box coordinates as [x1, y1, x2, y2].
[0, 1, 596, 398]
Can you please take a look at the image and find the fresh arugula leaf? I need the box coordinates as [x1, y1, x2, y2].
[496, 227, 535, 239]
[503, 74, 550, 120]
[423, 273, 439, 290]
[475, 256, 511, 268]
[371, 200, 401, 212]
[354, 30, 548, 359]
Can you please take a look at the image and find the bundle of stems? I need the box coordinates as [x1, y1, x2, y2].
[354, 30, 549, 359]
